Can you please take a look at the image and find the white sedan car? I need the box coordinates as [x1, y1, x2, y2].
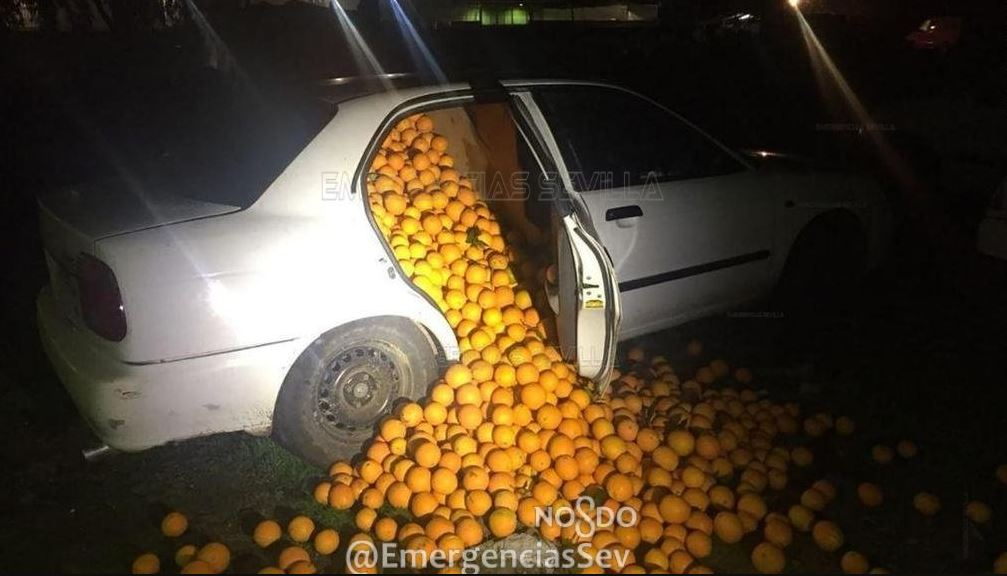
[37, 78, 891, 465]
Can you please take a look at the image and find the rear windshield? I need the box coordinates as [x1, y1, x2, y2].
[130, 70, 336, 208]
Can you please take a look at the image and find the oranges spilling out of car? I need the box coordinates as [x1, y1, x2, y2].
[128, 112, 1007, 574]
[352, 111, 862, 573]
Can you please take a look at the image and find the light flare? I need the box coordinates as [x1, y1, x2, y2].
[793, 9, 916, 190]
[329, 0, 393, 89]
[388, 0, 448, 84]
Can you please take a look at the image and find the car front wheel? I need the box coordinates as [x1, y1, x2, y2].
[273, 317, 439, 468]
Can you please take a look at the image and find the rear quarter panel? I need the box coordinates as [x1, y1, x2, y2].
[769, 169, 889, 281]
[97, 91, 460, 364]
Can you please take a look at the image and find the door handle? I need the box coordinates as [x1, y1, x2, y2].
[605, 205, 643, 221]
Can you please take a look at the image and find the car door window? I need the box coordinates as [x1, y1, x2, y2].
[535, 86, 746, 192]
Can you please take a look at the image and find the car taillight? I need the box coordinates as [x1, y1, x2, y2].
[77, 254, 127, 341]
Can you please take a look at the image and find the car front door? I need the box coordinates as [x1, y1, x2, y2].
[528, 85, 774, 338]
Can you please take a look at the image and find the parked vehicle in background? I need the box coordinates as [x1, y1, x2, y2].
[693, 11, 762, 42]
[36, 76, 891, 466]
[907, 17, 963, 51]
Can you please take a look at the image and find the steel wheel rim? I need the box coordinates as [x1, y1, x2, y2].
[316, 342, 403, 432]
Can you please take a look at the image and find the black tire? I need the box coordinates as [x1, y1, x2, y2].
[273, 317, 439, 468]
[773, 211, 867, 313]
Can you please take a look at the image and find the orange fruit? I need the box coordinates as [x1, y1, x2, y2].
[605, 473, 634, 502]
[737, 493, 767, 521]
[328, 482, 354, 510]
[253, 520, 283, 548]
[361, 487, 384, 509]
[686, 530, 712, 558]
[314, 529, 340, 555]
[161, 512, 188, 537]
[659, 495, 691, 524]
[811, 520, 844, 552]
[536, 405, 563, 430]
[462, 467, 490, 491]
[374, 517, 398, 542]
[424, 402, 448, 426]
[488, 508, 518, 538]
[387, 481, 412, 509]
[174, 545, 197, 568]
[195, 543, 230, 573]
[457, 405, 483, 430]
[383, 191, 407, 215]
[288, 516, 315, 543]
[751, 542, 785, 573]
[857, 483, 883, 507]
[966, 501, 992, 524]
[132, 553, 160, 575]
[286, 560, 317, 574]
[455, 384, 482, 406]
[399, 402, 424, 426]
[431, 467, 458, 495]
[465, 490, 493, 516]
[913, 492, 941, 516]
[413, 441, 442, 468]
[601, 435, 627, 460]
[278, 546, 311, 570]
[516, 363, 540, 386]
[840, 551, 870, 574]
[313, 481, 332, 505]
[456, 517, 484, 547]
[652, 446, 680, 471]
[445, 364, 473, 387]
[713, 512, 744, 544]
[667, 430, 695, 457]
[764, 518, 793, 548]
[411, 492, 440, 518]
[180, 560, 215, 574]
[356, 507, 378, 532]
[380, 418, 406, 442]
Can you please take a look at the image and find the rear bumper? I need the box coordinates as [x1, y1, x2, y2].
[37, 287, 302, 451]
[978, 216, 1007, 261]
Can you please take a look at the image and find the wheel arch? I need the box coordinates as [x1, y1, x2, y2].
[271, 314, 445, 466]
[281, 314, 448, 397]
[779, 208, 869, 278]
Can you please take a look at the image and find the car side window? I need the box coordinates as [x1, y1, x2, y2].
[535, 86, 746, 192]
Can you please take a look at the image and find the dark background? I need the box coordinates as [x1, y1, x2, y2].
[1, 0, 1007, 572]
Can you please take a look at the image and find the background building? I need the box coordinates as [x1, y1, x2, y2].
[421, 0, 660, 26]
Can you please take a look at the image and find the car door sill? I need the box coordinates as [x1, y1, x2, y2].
[618, 250, 771, 292]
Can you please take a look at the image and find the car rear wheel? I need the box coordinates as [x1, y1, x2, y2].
[273, 317, 439, 468]
[774, 211, 867, 312]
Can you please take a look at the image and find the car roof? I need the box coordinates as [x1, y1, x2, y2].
[308, 74, 619, 107]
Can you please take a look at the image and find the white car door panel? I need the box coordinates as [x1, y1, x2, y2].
[531, 85, 774, 334]
[556, 212, 622, 388]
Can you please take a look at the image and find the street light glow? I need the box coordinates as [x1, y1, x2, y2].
[788, 0, 801, 8]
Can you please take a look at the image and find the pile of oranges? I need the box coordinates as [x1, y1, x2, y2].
[131, 112, 1007, 574]
[337, 112, 863, 573]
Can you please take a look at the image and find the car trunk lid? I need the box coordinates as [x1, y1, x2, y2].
[38, 179, 238, 327]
